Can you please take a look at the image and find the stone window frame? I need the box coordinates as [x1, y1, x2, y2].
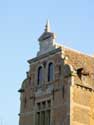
[46, 60, 55, 83]
[37, 66, 43, 85]
[35, 64, 44, 87]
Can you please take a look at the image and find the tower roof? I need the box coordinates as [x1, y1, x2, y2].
[38, 20, 56, 41]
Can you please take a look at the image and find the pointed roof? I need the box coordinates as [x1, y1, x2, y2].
[38, 20, 56, 41]
[45, 20, 50, 32]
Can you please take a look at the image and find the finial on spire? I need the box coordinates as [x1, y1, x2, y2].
[45, 20, 51, 32]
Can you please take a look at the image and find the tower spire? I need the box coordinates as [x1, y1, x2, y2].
[37, 20, 57, 56]
[45, 20, 50, 32]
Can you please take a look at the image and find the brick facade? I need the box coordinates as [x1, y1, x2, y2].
[19, 22, 94, 125]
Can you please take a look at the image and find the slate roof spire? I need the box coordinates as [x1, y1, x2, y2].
[45, 20, 50, 32]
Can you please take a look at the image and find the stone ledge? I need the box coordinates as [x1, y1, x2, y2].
[28, 47, 62, 64]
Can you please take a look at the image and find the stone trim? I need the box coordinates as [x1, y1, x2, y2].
[28, 47, 62, 64]
[35, 64, 44, 87]
[46, 60, 55, 83]
[75, 83, 94, 92]
[19, 111, 34, 116]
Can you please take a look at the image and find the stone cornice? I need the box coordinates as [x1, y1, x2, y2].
[75, 83, 94, 92]
[28, 47, 62, 64]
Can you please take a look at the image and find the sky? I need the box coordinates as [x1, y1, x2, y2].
[0, 0, 94, 125]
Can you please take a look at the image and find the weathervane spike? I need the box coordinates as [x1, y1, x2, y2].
[45, 19, 50, 32]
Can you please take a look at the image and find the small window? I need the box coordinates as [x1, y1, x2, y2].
[36, 100, 51, 125]
[37, 66, 43, 85]
[48, 63, 54, 81]
[42, 101, 46, 109]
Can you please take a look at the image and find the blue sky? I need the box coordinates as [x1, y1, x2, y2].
[0, 0, 94, 125]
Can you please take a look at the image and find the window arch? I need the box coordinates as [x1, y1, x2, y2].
[48, 62, 54, 81]
[37, 66, 43, 85]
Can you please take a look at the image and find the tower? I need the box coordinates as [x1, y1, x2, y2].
[19, 21, 94, 125]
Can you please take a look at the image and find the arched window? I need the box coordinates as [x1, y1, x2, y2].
[48, 63, 54, 81]
[37, 66, 43, 85]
